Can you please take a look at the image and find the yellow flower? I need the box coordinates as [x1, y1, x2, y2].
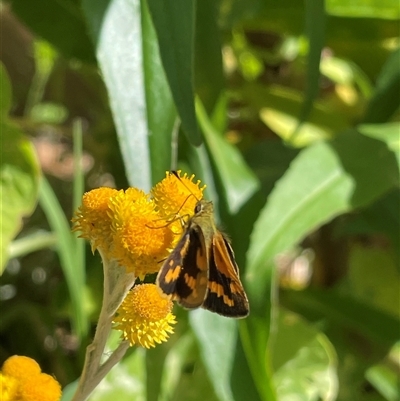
[72, 187, 119, 255]
[151, 171, 205, 242]
[108, 188, 174, 276]
[1, 355, 61, 401]
[113, 284, 177, 348]
[0, 373, 18, 401]
[152, 170, 205, 220]
[2, 355, 41, 379]
[19, 373, 62, 401]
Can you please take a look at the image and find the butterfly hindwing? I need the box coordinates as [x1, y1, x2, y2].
[202, 233, 249, 317]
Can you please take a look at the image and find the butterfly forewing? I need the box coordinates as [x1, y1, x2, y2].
[202, 233, 249, 318]
[157, 226, 208, 309]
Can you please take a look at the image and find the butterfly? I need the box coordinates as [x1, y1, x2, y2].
[156, 172, 249, 318]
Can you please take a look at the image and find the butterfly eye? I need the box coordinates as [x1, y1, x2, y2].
[194, 202, 203, 214]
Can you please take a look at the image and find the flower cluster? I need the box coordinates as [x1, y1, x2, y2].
[72, 171, 204, 348]
[0, 355, 62, 401]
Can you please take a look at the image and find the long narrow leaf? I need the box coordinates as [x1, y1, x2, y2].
[39, 177, 87, 338]
[82, 0, 152, 190]
[147, 0, 200, 145]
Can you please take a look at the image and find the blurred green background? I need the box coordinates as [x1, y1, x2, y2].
[1, 0, 399, 400]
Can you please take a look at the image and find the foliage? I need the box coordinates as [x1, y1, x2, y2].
[1, 0, 399, 400]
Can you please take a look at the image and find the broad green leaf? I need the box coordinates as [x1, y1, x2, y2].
[82, 0, 151, 190]
[190, 310, 237, 401]
[147, 0, 200, 146]
[196, 99, 260, 213]
[281, 289, 400, 348]
[11, 0, 95, 62]
[0, 63, 11, 115]
[293, 0, 326, 138]
[141, 0, 176, 184]
[358, 122, 400, 168]
[326, 0, 400, 19]
[363, 48, 400, 124]
[0, 122, 40, 273]
[246, 131, 399, 308]
[272, 310, 338, 401]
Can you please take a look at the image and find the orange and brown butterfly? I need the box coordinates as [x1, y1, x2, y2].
[156, 171, 249, 318]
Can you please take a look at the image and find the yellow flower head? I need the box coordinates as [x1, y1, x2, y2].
[72, 187, 119, 254]
[2, 355, 41, 379]
[0, 373, 18, 401]
[152, 170, 205, 221]
[19, 373, 62, 401]
[151, 171, 205, 242]
[108, 188, 174, 276]
[113, 284, 177, 349]
[1, 355, 61, 401]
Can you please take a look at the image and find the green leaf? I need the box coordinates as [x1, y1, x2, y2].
[141, 0, 177, 184]
[0, 63, 12, 115]
[196, 99, 260, 213]
[0, 122, 40, 273]
[293, 0, 326, 137]
[358, 122, 400, 168]
[363, 48, 400, 124]
[240, 312, 277, 401]
[11, 0, 95, 62]
[39, 177, 88, 338]
[281, 289, 400, 349]
[189, 310, 238, 401]
[195, 0, 224, 112]
[158, 333, 196, 401]
[89, 348, 146, 401]
[272, 310, 338, 401]
[246, 131, 399, 309]
[346, 245, 400, 317]
[366, 362, 400, 401]
[82, 0, 152, 190]
[326, 0, 400, 19]
[147, 0, 200, 146]
[231, 330, 264, 401]
[244, 85, 348, 147]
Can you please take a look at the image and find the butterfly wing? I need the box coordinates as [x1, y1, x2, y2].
[202, 233, 249, 318]
[156, 226, 209, 309]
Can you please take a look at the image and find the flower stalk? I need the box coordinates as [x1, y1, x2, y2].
[71, 254, 136, 401]
[70, 172, 204, 400]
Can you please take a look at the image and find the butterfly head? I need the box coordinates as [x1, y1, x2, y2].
[194, 199, 214, 217]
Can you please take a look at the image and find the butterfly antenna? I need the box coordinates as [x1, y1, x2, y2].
[170, 170, 200, 202]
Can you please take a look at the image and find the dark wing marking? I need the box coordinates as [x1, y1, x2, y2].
[156, 225, 208, 309]
[176, 226, 209, 309]
[202, 233, 249, 318]
[156, 230, 191, 296]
